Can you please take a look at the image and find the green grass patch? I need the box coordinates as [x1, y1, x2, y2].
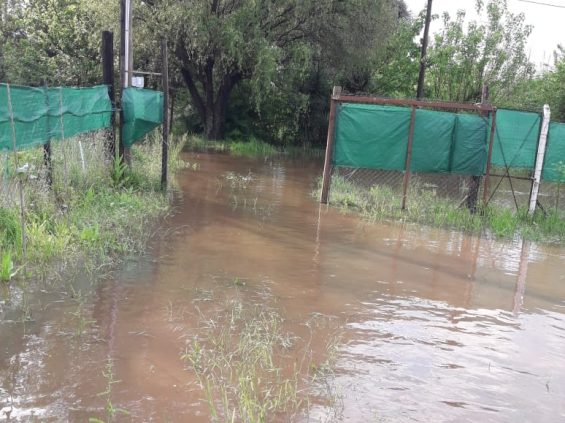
[0, 132, 189, 282]
[321, 175, 565, 244]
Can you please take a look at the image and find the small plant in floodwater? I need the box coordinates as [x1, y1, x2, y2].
[89, 359, 129, 423]
[233, 277, 245, 287]
[68, 287, 95, 337]
[181, 298, 342, 422]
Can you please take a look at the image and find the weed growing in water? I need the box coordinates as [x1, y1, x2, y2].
[181, 297, 342, 422]
[89, 359, 129, 423]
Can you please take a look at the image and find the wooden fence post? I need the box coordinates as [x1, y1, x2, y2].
[161, 39, 169, 190]
[401, 106, 417, 210]
[528, 104, 551, 216]
[320, 86, 341, 204]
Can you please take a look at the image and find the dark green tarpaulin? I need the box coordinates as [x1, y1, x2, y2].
[542, 122, 565, 181]
[122, 87, 163, 147]
[492, 109, 540, 169]
[333, 103, 488, 175]
[0, 84, 112, 151]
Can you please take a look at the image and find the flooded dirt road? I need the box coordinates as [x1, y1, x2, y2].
[2, 152, 565, 422]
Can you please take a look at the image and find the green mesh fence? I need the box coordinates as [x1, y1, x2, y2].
[332, 103, 565, 180]
[0, 84, 112, 151]
[542, 122, 565, 181]
[122, 87, 163, 147]
[333, 103, 488, 175]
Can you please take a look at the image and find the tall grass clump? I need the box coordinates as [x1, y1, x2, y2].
[182, 298, 342, 422]
[322, 175, 565, 244]
[0, 130, 188, 282]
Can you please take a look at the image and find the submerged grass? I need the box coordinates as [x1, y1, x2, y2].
[182, 294, 342, 422]
[322, 175, 565, 244]
[0, 131, 189, 283]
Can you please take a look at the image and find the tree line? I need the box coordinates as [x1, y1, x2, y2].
[1, 0, 564, 145]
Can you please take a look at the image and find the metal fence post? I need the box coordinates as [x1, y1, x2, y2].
[401, 106, 417, 210]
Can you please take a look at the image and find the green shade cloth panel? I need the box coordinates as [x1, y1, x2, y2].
[333, 103, 411, 171]
[122, 87, 163, 147]
[450, 114, 489, 175]
[0, 84, 112, 151]
[542, 122, 565, 181]
[332, 103, 488, 175]
[491, 109, 541, 169]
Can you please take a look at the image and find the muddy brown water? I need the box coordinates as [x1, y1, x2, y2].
[1, 152, 565, 422]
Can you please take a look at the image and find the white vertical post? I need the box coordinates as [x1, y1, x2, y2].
[528, 104, 551, 216]
[124, 0, 132, 88]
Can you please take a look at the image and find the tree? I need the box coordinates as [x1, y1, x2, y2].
[1, 0, 104, 86]
[507, 46, 565, 120]
[140, 0, 406, 140]
[426, 0, 534, 103]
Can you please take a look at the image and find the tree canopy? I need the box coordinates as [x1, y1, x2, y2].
[0, 0, 563, 144]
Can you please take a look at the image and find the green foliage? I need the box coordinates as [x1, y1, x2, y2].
[0, 133, 186, 283]
[505, 46, 565, 120]
[1, 250, 15, 282]
[2, 0, 103, 86]
[427, 0, 534, 102]
[0, 207, 21, 253]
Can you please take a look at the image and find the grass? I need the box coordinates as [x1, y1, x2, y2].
[0, 131, 189, 284]
[89, 358, 129, 423]
[181, 292, 342, 422]
[322, 175, 565, 244]
[185, 135, 324, 158]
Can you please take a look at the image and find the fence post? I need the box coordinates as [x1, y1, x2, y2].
[401, 106, 417, 210]
[528, 104, 551, 216]
[161, 39, 169, 190]
[320, 86, 341, 204]
[467, 85, 489, 213]
[102, 30, 116, 161]
[482, 109, 497, 205]
[43, 84, 52, 186]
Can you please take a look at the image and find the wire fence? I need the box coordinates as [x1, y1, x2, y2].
[322, 91, 565, 219]
[330, 166, 565, 216]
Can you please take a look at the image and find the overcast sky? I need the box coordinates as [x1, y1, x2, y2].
[403, 0, 565, 69]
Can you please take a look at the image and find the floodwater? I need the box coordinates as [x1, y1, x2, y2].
[1, 152, 565, 422]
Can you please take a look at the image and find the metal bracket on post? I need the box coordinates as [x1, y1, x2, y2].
[320, 86, 341, 204]
[528, 104, 551, 216]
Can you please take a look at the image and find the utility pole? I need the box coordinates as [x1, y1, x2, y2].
[119, 0, 133, 164]
[416, 0, 433, 99]
[161, 39, 169, 190]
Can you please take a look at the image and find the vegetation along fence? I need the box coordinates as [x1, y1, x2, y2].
[1, 82, 164, 260]
[321, 88, 565, 217]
